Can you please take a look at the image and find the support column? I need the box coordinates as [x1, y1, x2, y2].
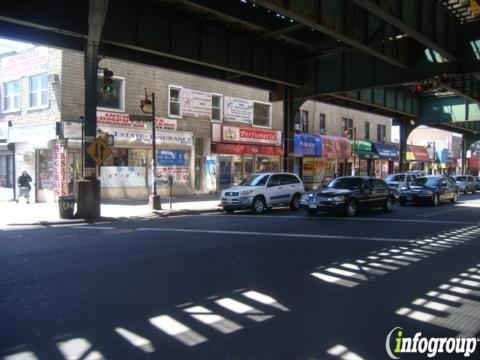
[461, 136, 467, 175]
[399, 120, 408, 172]
[283, 86, 294, 173]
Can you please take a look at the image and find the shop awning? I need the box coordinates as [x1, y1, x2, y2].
[351, 140, 379, 159]
[468, 157, 480, 170]
[294, 134, 322, 156]
[407, 145, 430, 162]
[321, 135, 351, 160]
[212, 143, 283, 156]
[373, 142, 399, 160]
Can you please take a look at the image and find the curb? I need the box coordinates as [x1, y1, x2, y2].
[4, 208, 223, 227]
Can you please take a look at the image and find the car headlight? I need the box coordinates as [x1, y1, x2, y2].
[240, 189, 255, 196]
[327, 196, 346, 202]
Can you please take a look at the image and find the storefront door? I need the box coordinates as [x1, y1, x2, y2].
[219, 156, 233, 189]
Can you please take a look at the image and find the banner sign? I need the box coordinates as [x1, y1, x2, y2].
[157, 150, 187, 166]
[0, 47, 49, 82]
[97, 112, 177, 131]
[212, 124, 281, 146]
[182, 89, 212, 119]
[224, 96, 254, 123]
[98, 126, 193, 146]
[294, 134, 321, 156]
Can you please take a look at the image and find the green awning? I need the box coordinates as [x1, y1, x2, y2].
[356, 150, 380, 159]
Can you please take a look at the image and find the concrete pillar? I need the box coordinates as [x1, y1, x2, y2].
[76, 178, 101, 218]
[461, 137, 467, 175]
[399, 121, 408, 172]
[283, 86, 294, 173]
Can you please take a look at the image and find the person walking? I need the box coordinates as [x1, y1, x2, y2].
[16, 170, 32, 203]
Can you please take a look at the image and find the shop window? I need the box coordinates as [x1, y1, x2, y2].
[156, 149, 190, 185]
[365, 121, 370, 140]
[97, 76, 125, 112]
[38, 149, 54, 190]
[341, 118, 353, 135]
[377, 124, 386, 142]
[28, 74, 49, 109]
[253, 101, 271, 128]
[168, 85, 182, 118]
[211, 94, 223, 122]
[301, 110, 309, 133]
[319, 113, 326, 134]
[2, 80, 20, 113]
[256, 155, 279, 172]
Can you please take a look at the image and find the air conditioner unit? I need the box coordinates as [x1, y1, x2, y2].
[294, 124, 302, 131]
[319, 128, 326, 134]
[48, 74, 59, 83]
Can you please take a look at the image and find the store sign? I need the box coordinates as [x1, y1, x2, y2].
[213, 124, 281, 146]
[98, 111, 177, 131]
[8, 123, 56, 147]
[224, 96, 254, 124]
[63, 121, 82, 139]
[53, 143, 67, 196]
[0, 46, 49, 82]
[294, 134, 321, 156]
[99, 126, 193, 146]
[182, 89, 212, 119]
[157, 150, 187, 166]
[351, 140, 373, 152]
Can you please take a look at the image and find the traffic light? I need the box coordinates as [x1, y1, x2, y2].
[414, 83, 424, 94]
[102, 68, 114, 93]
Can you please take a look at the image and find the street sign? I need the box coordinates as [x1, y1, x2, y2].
[87, 136, 112, 165]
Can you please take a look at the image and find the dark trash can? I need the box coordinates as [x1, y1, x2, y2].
[58, 195, 76, 219]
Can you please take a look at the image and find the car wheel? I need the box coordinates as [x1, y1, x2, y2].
[345, 200, 357, 217]
[451, 192, 458, 203]
[224, 208, 235, 214]
[251, 196, 266, 214]
[383, 197, 394, 212]
[463, 189, 468, 195]
[432, 193, 439, 206]
[471, 187, 476, 194]
[290, 194, 301, 211]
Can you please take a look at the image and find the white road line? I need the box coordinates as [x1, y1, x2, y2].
[136, 227, 414, 243]
[199, 213, 478, 225]
[417, 207, 468, 218]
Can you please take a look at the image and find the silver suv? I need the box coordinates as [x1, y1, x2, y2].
[221, 172, 305, 214]
[453, 175, 476, 194]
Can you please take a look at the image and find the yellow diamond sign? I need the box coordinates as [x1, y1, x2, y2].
[87, 136, 112, 165]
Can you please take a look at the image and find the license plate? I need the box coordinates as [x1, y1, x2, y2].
[407, 196, 412, 201]
[309, 204, 317, 209]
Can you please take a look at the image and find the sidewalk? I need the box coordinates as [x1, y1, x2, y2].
[0, 193, 222, 227]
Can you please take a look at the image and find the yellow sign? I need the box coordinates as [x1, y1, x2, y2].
[86, 137, 112, 165]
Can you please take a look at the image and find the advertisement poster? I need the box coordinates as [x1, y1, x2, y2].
[157, 150, 187, 166]
[224, 96, 253, 124]
[182, 89, 212, 119]
[156, 166, 190, 185]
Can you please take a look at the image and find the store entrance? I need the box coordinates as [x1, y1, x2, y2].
[219, 156, 233, 189]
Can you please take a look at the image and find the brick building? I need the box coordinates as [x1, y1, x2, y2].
[1, 45, 393, 201]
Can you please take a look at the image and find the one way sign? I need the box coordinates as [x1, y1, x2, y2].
[87, 136, 112, 165]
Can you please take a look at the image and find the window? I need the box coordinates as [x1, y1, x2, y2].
[2, 80, 20, 112]
[97, 76, 125, 112]
[341, 117, 353, 135]
[365, 121, 370, 140]
[319, 113, 326, 134]
[253, 101, 271, 127]
[470, 40, 480, 60]
[168, 85, 182, 118]
[301, 110, 309, 133]
[377, 124, 386, 142]
[28, 74, 49, 109]
[211, 94, 223, 122]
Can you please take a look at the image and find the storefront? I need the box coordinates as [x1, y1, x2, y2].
[294, 134, 350, 189]
[372, 142, 399, 178]
[406, 145, 430, 173]
[211, 123, 282, 189]
[63, 112, 195, 199]
[351, 140, 379, 176]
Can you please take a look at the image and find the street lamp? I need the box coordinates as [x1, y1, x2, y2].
[427, 141, 436, 175]
[140, 89, 161, 210]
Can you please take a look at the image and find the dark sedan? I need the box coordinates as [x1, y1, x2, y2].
[398, 175, 459, 206]
[300, 176, 396, 217]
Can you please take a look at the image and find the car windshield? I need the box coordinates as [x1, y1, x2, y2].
[455, 176, 466, 181]
[239, 174, 269, 186]
[327, 178, 363, 190]
[411, 177, 440, 187]
[386, 174, 405, 182]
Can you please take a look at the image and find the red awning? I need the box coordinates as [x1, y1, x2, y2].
[320, 135, 351, 160]
[212, 143, 283, 156]
[407, 145, 430, 162]
[468, 157, 480, 170]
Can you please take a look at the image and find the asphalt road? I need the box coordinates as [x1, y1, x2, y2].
[1, 194, 480, 360]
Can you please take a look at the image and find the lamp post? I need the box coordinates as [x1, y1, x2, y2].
[427, 141, 436, 175]
[140, 89, 161, 210]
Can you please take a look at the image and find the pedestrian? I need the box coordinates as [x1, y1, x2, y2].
[16, 170, 32, 204]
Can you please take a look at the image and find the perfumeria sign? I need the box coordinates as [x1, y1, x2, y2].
[386, 327, 479, 358]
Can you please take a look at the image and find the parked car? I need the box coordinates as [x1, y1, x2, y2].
[453, 175, 476, 194]
[476, 176, 480, 190]
[407, 170, 426, 177]
[398, 175, 459, 206]
[221, 172, 305, 214]
[385, 173, 416, 190]
[300, 176, 395, 217]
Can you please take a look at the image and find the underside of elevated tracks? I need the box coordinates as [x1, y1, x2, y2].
[1, 0, 480, 170]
